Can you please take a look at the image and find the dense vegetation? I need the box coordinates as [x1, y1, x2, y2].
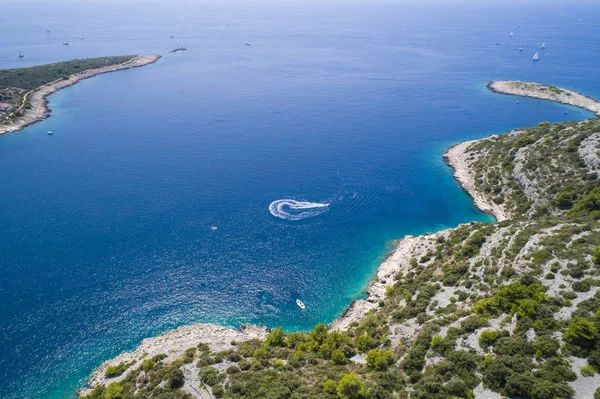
[82, 118, 600, 399]
[0, 56, 134, 92]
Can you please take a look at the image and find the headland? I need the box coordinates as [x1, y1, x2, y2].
[0, 54, 161, 135]
[488, 80, 600, 116]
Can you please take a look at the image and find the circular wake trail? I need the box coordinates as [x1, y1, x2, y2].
[269, 199, 330, 221]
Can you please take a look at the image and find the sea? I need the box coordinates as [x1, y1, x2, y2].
[0, 0, 599, 397]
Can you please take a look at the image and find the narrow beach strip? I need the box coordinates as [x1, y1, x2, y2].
[487, 80, 600, 116]
[0, 54, 161, 136]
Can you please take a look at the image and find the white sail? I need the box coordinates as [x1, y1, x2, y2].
[533, 52, 539, 61]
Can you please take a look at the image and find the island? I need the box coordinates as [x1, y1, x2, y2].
[81, 84, 600, 399]
[0, 54, 161, 135]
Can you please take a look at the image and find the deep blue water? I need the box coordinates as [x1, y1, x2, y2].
[0, 0, 599, 397]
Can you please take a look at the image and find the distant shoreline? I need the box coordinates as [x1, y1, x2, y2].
[0, 54, 161, 136]
[487, 80, 600, 116]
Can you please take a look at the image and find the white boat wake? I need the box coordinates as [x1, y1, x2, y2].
[269, 199, 330, 221]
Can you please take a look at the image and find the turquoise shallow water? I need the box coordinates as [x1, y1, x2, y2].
[0, 0, 599, 397]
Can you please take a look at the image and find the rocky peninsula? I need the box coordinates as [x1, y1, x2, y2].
[0, 54, 161, 135]
[488, 80, 600, 116]
[80, 84, 600, 399]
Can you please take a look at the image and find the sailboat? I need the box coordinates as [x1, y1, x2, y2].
[533, 52, 540, 61]
[509, 32, 514, 37]
[62, 35, 69, 45]
[541, 42, 546, 49]
[18, 50, 24, 58]
[169, 33, 175, 39]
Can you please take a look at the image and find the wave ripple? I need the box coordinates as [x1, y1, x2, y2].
[269, 199, 330, 221]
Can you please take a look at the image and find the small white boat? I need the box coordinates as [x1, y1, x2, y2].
[509, 32, 514, 37]
[80, 36, 84, 40]
[519, 48, 524, 52]
[296, 299, 305, 310]
[47, 131, 53, 135]
[541, 42, 546, 49]
[533, 52, 540, 61]
[18, 50, 24, 58]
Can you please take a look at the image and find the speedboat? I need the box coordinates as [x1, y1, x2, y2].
[296, 299, 305, 310]
[47, 131, 54, 135]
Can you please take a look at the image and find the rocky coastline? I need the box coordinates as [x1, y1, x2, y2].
[78, 135, 494, 396]
[487, 80, 600, 116]
[79, 81, 600, 397]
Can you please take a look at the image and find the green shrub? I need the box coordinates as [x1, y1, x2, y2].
[266, 327, 287, 347]
[355, 334, 377, 353]
[212, 385, 224, 398]
[198, 366, 218, 386]
[167, 367, 185, 389]
[331, 349, 347, 365]
[473, 282, 546, 317]
[555, 191, 573, 209]
[514, 135, 536, 147]
[430, 335, 444, 352]
[337, 373, 366, 399]
[593, 246, 600, 265]
[580, 364, 595, 377]
[479, 330, 499, 348]
[323, 379, 337, 394]
[564, 317, 598, 348]
[461, 314, 488, 332]
[141, 359, 155, 372]
[104, 362, 132, 378]
[366, 349, 394, 371]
